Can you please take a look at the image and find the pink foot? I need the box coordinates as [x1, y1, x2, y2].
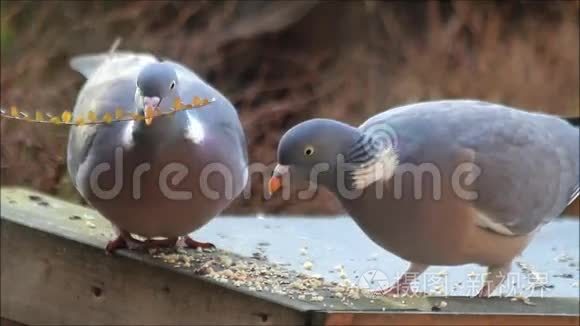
[105, 235, 128, 254]
[184, 236, 216, 250]
[475, 285, 491, 298]
[106, 232, 216, 253]
[105, 231, 144, 254]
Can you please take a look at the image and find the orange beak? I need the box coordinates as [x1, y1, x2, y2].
[268, 164, 289, 195]
[268, 176, 282, 194]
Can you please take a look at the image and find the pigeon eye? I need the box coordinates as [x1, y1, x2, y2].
[170, 81, 176, 90]
[304, 146, 315, 157]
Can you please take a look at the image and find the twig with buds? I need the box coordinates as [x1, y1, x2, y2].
[0, 96, 215, 126]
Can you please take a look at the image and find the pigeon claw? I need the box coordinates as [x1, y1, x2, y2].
[184, 236, 216, 250]
[105, 231, 146, 253]
[105, 235, 128, 254]
[475, 285, 491, 298]
[106, 233, 216, 253]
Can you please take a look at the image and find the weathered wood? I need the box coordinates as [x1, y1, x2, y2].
[1, 187, 579, 325]
[0, 219, 307, 325]
[0, 187, 313, 325]
[315, 311, 580, 326]
[563, 198, 579, 217]
[0, 318, 27, 326]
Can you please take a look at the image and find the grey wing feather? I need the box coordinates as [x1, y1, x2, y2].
[66, 125, 97, 189]
[70, 54, 110, 79]
[440, 101, 579, 235]
[365, 100, 579, 235]
[70, 51, 155, 79]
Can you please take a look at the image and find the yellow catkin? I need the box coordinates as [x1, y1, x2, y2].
[183, 100, 193, 109]
[1, 96, 210, 126]
[102, 112, 113, 124]
[50, 116, 61, 124]
[10, 106, 18, 117]
[87, 111, 97, 122]
[61, 111, 72, 123]
[144, 106, 155, 118]
[173, 98, 183, 111]
[115, 108, 124, 120]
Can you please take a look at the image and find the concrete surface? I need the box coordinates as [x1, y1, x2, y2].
[194, 215, 580, 298]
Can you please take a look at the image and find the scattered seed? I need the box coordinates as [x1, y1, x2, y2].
[220, 255, 234, 267]
[310, 295, 324, 302]
[511, 295, 536, 306]
[436, 270, 448, 276]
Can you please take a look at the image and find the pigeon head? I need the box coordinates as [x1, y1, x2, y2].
[135, 62, 179, 111]
[269, 119, 361, 194]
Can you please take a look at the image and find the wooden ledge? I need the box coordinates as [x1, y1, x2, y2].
[1, 187, 579, 325]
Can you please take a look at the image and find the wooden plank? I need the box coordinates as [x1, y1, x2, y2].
[315, 311, 580, 326]
[0, 187, 415, 315]
[0, 318, 27, 326]
[1, 187, 578, 325]
[0, 219, 306, 325]
[563, 198, 579, 217]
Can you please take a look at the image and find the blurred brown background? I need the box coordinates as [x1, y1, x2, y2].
[1, 1, 578, 215]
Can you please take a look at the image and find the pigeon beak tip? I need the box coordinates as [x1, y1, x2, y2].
[268, 176, 282, 195]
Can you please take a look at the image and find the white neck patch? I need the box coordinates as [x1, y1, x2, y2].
[185, 114, 205, 144]
[122, 120, 136, 148]
[351, 147, 399, 190]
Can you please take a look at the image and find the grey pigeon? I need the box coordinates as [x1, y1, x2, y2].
[67, 51, 248, 253]
[269, 100, 579, 297]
